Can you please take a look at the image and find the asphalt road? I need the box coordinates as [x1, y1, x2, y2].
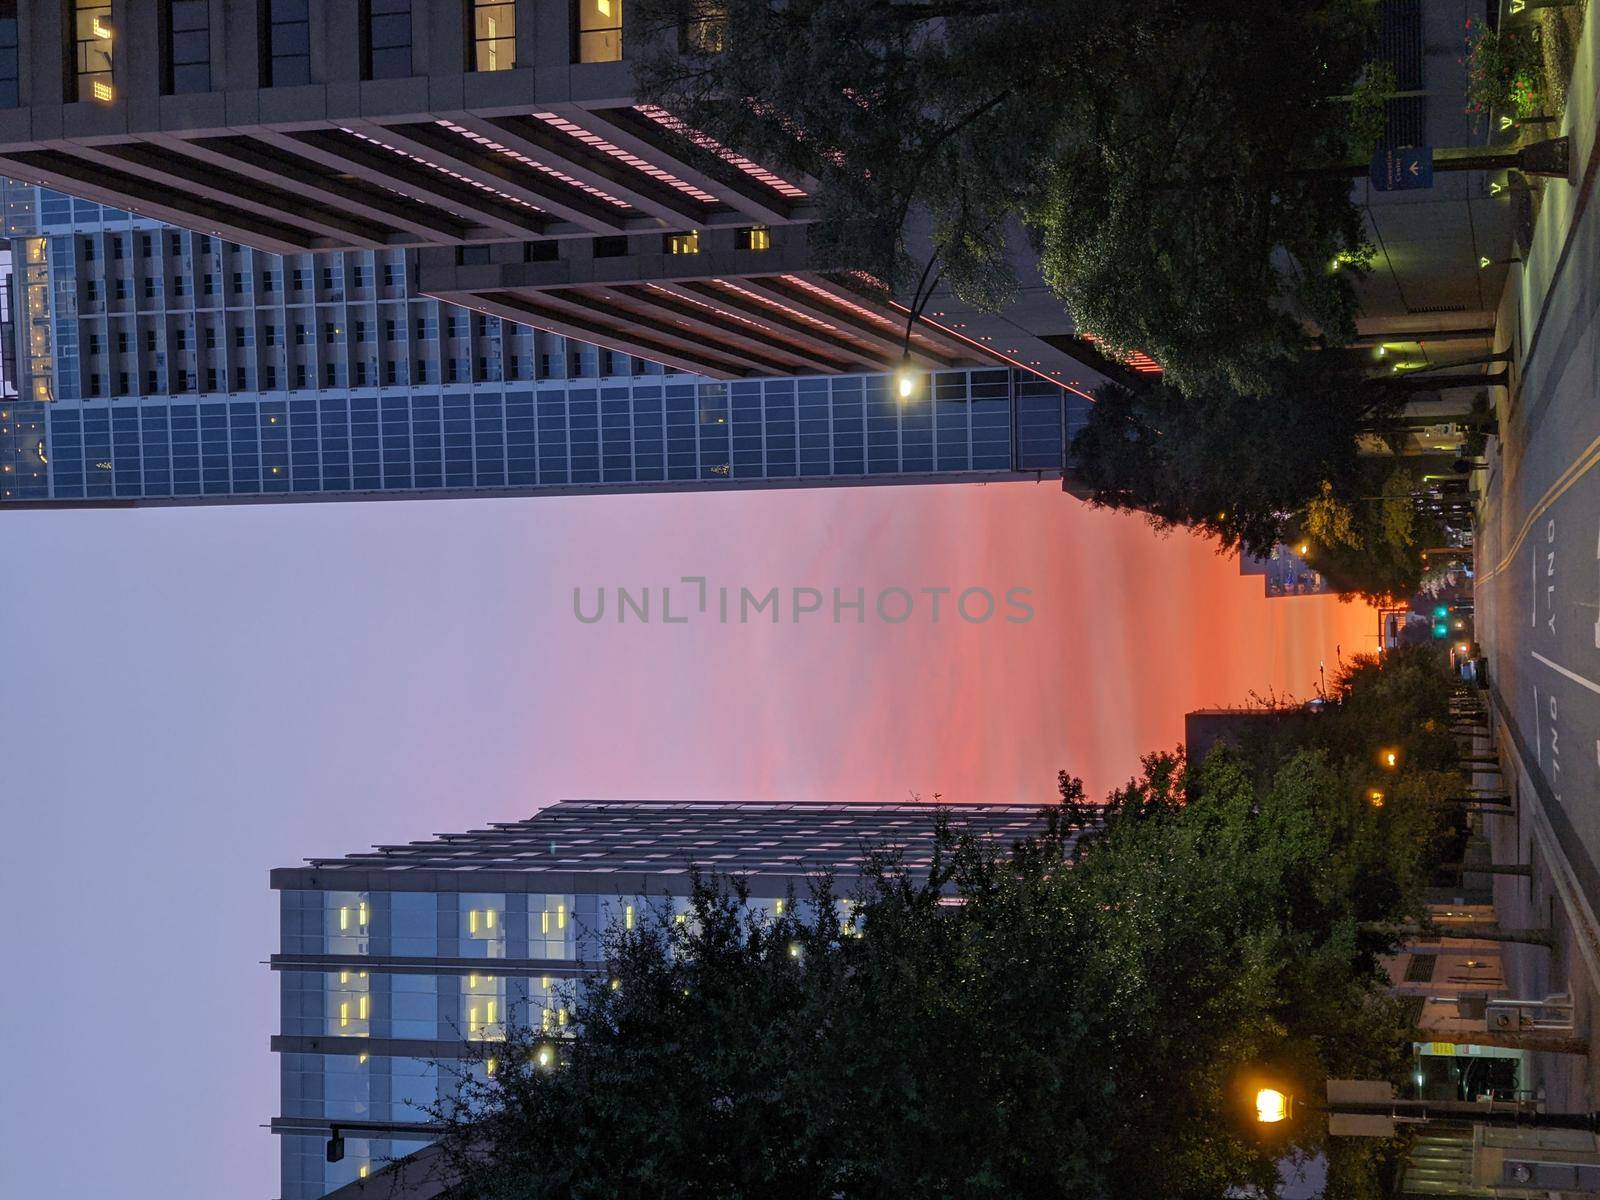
[1477, 122, 1600, 913]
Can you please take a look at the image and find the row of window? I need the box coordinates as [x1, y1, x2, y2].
[458, 226, 771, 266]
[12, 0, 630, 109]
[76, 349, 635, 397]
[34, 377, 1034, 500]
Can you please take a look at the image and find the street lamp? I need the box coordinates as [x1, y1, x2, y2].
[1256, 1088, 1291, 1123]
[1367, 789, 1385, 807]
[894, 355, 919, 401]
[1379, 747, 1399, 769]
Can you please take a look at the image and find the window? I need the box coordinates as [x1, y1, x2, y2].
[202, 274, 215, 296]
[524, 240, 558, 263]
[294, 323, 310, 346]
[144, 329, 157, 352]
[266, 324, 282, 347]
[362, 0, 412, 80]
[324, 323, 340, 345]
[593, 235, 628, 258]
[384, 360, 399, 385]
[84, 240, 96, 262]
[113, 277, 128, 300]
[383, 263, 402, 287]
[146, 368, 160, 392]
[142, 276, 159, 299]
[384, 319, 399, 342]
[471, 1, 516, 71]
[321, 265, 339, 291]
[665, 230, 699, 255]
[575, 0, 622, 63]
[173, 275, 189, 298]
[112, 236, 124, 260]
[71, 1, 115, 102]
[738, 225, 771, 251]
[204, 326, 217, 349]
[294, 364, 308, 389]
[116, 331, 129, 353]
[86, 333, 102, 354]
[85, 279, 100, 302]
[415, 359, 429, 383]
[0, 3, 18, 108]
[262, 0, 311, 87]
[163, 0, 211, 94]
[169, 232, 183, 255]
[292, 268, 309, 292]
[456, 245, 492, 267]
[263, 364, 277, 388]
[88, 373, 101, 396]
[141, 233, 153, 256]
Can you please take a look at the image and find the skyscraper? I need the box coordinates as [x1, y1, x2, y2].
[0, 1, 1111, 385]
[272, 800, 1060, 1198]
[0, 183, 1092, 508]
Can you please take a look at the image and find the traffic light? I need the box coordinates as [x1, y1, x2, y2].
[1434, 605, 1449, 619]
[1433, 622, 1449, 638]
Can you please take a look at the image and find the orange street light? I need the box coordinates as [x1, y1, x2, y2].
[1379, 748, 1399, 770]
[1256, 1088, 1291, 1124]
[1368, 789, 1385, 807]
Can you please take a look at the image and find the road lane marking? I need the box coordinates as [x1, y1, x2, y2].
[1532, 650, 1600, 697]
[1481, 432, 1600, 583]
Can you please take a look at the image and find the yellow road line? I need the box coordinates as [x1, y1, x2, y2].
[1480, 430, 1600, 582]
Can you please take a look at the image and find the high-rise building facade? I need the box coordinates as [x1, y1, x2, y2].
[272, 800, 1059, 1198]
[0, 182, 1093, 508]
[0, 1, 1113, 385]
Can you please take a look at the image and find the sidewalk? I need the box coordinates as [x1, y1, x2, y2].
[1482, 688, 1597, 1114]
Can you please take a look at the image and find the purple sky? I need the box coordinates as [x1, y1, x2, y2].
[0, 485, 1372, 1197]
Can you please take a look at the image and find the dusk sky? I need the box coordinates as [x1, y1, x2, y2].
[0, 484, 1373, 1198]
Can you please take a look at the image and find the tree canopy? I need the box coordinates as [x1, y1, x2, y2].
[632, 0, 1383, 394]
[430, 738, 1445, 1199]
[1066, 356, 1384, 555]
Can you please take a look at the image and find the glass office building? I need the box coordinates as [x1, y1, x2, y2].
[274, 800, 1060, 1199]
[0, 184, 1084, 508]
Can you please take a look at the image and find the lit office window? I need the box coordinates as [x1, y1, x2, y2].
[463, 972, 506, 1041]
[575, 0, 621, 63]
[363, 0, 413, 80]
[737, 225, 770, 251]
[665, 230, 699, 255]
[70, 0, 115, 102]
[263, 0, 310, 87]
[164, 0, 210, 94]
[471, 0, 516, 71]
[0, 3, 19, 108]
[529, 894, 574, 959]
[462, 893, 507, 959]
[329, 970, 371, 1038]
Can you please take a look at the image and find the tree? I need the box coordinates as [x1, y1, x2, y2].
[430, 751, 1420, 1200]
[1067, 355, 1381, 556]
[631, 0, 1383, 394]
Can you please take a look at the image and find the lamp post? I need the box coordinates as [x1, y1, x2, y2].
[1254, 1085, 1600, 1136]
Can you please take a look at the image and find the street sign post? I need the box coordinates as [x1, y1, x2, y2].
[1371, 146, 1435, 191]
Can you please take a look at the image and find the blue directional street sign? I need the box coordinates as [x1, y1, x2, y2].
[1370, 146, 1434, 191]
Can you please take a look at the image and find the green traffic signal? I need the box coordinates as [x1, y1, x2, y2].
[1433, 622, 1449, 638]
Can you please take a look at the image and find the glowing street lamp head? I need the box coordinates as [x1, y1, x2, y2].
[1368, 789, 1385, 807]
[1380, 748, 1399, 770]
[1297, 542, 1309, 556]
[1255, 1088, 1290, 1124]
[894, 358, 918, 401]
